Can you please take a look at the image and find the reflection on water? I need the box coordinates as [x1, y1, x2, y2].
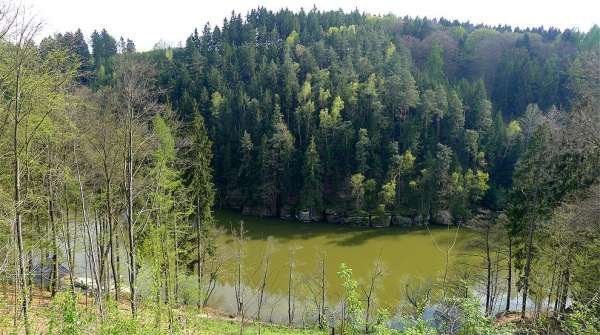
[64, 209, 477, 325]
[210, 210, 477, 323]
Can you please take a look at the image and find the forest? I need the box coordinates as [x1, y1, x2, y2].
[0, 2, 599, 334]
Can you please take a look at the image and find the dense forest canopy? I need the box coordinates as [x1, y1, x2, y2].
[2, 4, 600, 334]
[58, 8, 596, 223]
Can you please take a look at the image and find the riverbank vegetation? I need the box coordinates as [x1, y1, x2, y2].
[0, 1, 599, 334]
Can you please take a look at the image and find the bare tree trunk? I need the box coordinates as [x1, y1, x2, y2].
[174, 218, 180, 306]
[234, 223, 244, 316]
[75, 143, 104, 316]
[64, 182, 75, 292]
[559, 262, 571, 313]
[485, 221, 492, 316]
[83, 208, 89, 307]
[196, 198, 203, 308]
[48, 145, 59, 297]
[506, 234, 512, 312]
[491, 251, 501, 312]
[160, 225, 174, 331]
[105, 179, 120, 302]
[49, 191, 59, 297]
[126, 103, 137, 317]
[13, 62, 30, 334]
[36, 214, 44, 292]
[257, 257, 269, 322]
[547, 260, 557, 316]
[521, 219, 535, 319]
[287, 247, 297, 327]
[11, 220, 18, 327]
[319, 254, 326, 329]
[238, 302, 245, 335]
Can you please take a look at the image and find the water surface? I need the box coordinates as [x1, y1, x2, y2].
[213, 210, 476, 314]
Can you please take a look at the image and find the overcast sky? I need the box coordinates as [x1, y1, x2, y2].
[23, 0, 600, 51]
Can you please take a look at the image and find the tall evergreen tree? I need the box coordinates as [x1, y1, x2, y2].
[187, 111, 216, 305]
[301, 137, 322, 212]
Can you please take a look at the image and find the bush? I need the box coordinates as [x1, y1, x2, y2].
[48, 293, 82, 335]
[454, 298, 514, 335]
[562, 300, 600, 335]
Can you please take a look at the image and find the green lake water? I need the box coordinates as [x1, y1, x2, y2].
[214, 210, 477, 313]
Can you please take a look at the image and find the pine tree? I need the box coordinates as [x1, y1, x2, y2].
[355, 128, 369, 175]
[301, 137, 322, 212]
[187, 111, 216, 306]
[447, 89, 465, 143]
[425, 41, 446, 84]
[262, 105, 295, 215]
[238, 130, 255, 206]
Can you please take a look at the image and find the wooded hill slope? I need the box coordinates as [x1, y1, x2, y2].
[106, 9, 598, 222]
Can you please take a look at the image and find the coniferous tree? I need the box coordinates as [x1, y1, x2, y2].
[301, 137, 322, 213]
[186, 111, 216, 305]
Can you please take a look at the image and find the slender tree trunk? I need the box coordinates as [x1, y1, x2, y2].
[491, 251, 501, 312]
[547, 260, 557, 316]
[257, 251, 270, 322]
[287, 248, 296, 327]
[559, 261, 571, 313]
[12, 225, 18, 327]
[49, 194, 59, 297]
[234, 226, 244, 316]
[126, 104, 137, 317]
[554, 276, 562, 312]
[506, 234, 512, 312]
[48, 147, 59, 297]
[64, 183, 75, 292]
[160, 224, 174, 331]
[75, 143, 103, 316]
[13, 63, 30, 334]
[36, 214, 44, 292]
[521, 219, 535, 319]
[320, 255, 326, 329]
[485, 222, 492, 316]
[196, 198, 203, 308]
[105, 179, 119, 302]
[83, 210, 89, 307]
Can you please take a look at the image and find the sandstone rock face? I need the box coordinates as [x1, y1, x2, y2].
[391, 215, 413, 227]
[324, 209, 343, 223]
[413, 214, 430, 226]
[296, 209, 310, 222]
[279, 205, 293, 220]
[310, 211, 323, 222]
[371, 215, 391, 227]
[432, 210, 452, 225]
[242, 206, 275, 217]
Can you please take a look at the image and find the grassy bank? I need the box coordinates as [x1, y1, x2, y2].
[0, 290, 324, 335]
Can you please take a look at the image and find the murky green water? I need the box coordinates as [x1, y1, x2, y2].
[214, 210, 477, 311]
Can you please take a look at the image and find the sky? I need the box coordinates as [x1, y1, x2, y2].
[23, 0, 600, 51]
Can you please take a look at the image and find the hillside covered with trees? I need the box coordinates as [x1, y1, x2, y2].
[1, 3, 599, 334]
[72, 9, 598, 224]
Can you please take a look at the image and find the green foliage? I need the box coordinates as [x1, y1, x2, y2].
[48, 293, 82, 335]
[562, 299, 600, 335]
[355, 128, 370, 175]
[454, 298, 514, 335]
[46, 7, 590, 229]
[337, 263, 364, 335]
[400, 320, 437, 335]
[188, 111, 215, 225]
[3, 9, 598, 335]
[425, 42, 446, 84]
[301, 137, 322, 210]
[350, 173, 366, 212]
[97, 304, 163, 335]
